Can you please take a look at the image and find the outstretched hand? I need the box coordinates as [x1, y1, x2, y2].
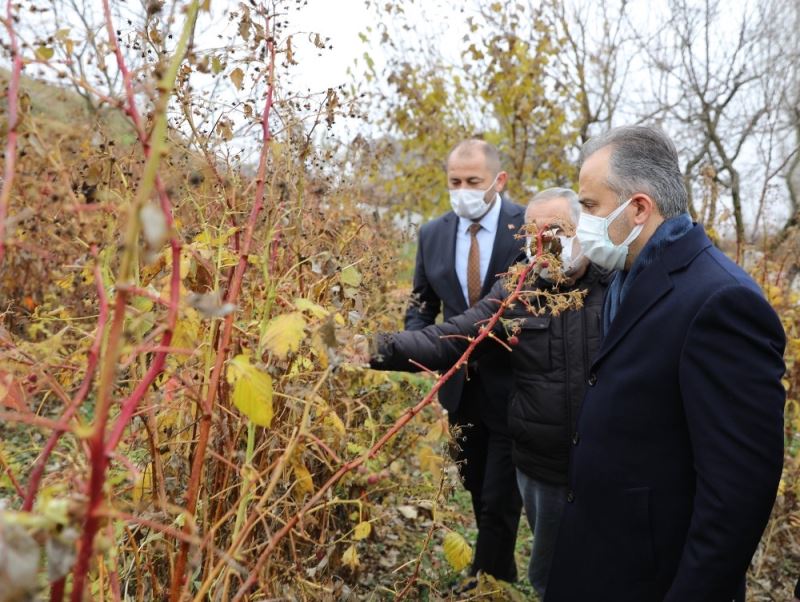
[344, 334, 372, 367]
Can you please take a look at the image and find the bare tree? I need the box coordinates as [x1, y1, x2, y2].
[545, 0, 631, 144]
[635, 0, 798, 260]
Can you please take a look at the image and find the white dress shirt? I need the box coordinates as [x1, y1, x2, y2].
[454, 196, 502, 306]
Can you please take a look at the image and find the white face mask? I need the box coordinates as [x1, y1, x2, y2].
[449, 174, 499, 220]
[576, 198, 643, 271]
[527, 233, 584, 281]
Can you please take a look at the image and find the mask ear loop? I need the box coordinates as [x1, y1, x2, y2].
[604, 198, 649, 252]
[482, 173, 501, 204]
[603, 198, 633, 233]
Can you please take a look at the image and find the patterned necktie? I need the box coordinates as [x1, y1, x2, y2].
[467, 222, 482, 306]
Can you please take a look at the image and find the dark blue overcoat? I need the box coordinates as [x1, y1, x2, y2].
[546, 224, 786, 601]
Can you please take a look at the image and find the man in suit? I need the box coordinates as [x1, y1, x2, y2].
[546, 126, 786, 601]
[406, 139, 525, 583]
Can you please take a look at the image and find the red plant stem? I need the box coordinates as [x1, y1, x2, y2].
[0, 411, 79, 431]
[100, 0, 183, 460]
[168, 19, 277, 602]
[114, 284, 173, 306]
[2, 462, 24, 499]
[102, 0, 147, 145]
[106, 523, 122, 602]
[0, 0, 23, 265]
[231, 260, 537, 600]
[69, 3, 194, 598]
[96, 509, 203, 546]
[23, 261, 109, 511]
[70, 291, 129, 602]
[50, 578, 66, 602]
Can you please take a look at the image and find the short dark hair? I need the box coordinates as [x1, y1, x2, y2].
[580, 126, 688, 218]
[447, 139, 502, 175]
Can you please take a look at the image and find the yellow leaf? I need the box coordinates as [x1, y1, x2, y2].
[340, 265, 362, 288]
[262, 312, 306, 359]
[342, 544, 359, 570]
[230, 67, 244, 90]
[211, 55, 223, 74]
[353, 521, 371, 540]
[226, 355, 274, 427]
[323, 410, 346, 438]
[293, 462, 313, 495]
[310, 331, 330, 369]
[443, 531, 472, 572]
[288, 355, 313, 376]
[132, 465, 152, 504]
[418, 445, 443, 482]
[35, 46, 55, 61]
[172, 310, 202, 359]
[294, 298, 328, 319]
[424, 418, 447, 442]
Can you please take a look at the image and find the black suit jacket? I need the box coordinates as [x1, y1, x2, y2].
[404, 198, 526, 427]
[546, 225, 786, 601]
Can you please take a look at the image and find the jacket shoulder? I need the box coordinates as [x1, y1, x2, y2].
[502, 198, 526, 220]
[418, 211, 455, 239]
[686, 246, 764, 298]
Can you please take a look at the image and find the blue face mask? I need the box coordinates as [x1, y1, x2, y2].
[576, 199, 643, 271]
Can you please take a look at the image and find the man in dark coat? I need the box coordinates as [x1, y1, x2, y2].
[373, 189, 611, 597]
[404, 139, 525, 582]
[545, 126, 786, 601]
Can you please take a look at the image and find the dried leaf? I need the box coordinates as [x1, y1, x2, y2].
[140, 203, 168, 252]
[239, 16, 251, 41]
[286, 36, 296, 64]
[352, 521, 371, 541]
[312, 33, 326, 49]
[443, 531, 472, 572]
[226, 355, 274, 427]
[0, 521, 39, 600]
[261, 312, 306, 359]
[187, 291, 237, 318]
[230, 67, 244, 90]
[46, 528, 78, 582]
[0, 371, 26, 412]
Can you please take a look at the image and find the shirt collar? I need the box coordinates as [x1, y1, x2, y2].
[459, 194, 502, 234]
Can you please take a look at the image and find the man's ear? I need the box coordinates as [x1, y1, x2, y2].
[495, 171, 509, 192]
[631, 194, 657, 224]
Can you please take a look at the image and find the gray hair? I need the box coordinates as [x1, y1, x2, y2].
[528, 187, 581, 224]
[580, 126, 688, 218]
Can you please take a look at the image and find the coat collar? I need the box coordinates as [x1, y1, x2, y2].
[482, 198, 525, 297]
[592, 224, 712, 369]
